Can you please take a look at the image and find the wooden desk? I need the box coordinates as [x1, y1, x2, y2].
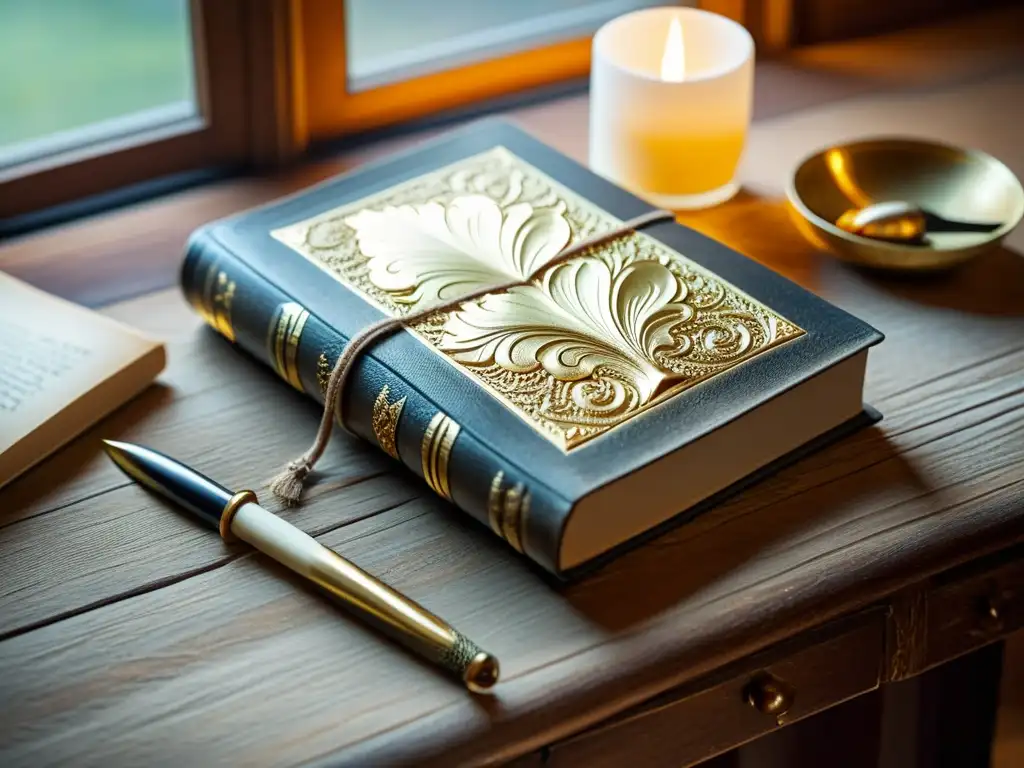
[2, 9, 1023, 767]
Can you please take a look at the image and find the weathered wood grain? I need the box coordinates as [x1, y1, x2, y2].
[0, 471, 420, 639]
[886, 587, 929, 681]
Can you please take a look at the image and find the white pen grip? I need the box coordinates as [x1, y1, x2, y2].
[231, 502, 321, 577]
[226, 501, 500, 691]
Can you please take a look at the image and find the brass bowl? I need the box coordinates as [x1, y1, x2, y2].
[786, 138, 1024, 270]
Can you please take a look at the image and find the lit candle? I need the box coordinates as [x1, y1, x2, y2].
[589, 7, 754, 209]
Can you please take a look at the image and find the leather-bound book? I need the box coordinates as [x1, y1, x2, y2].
[181, 119, 883, 577]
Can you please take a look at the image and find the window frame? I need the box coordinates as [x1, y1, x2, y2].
[0, 0, 249, 221]
[299, 0, 594, 141]
[297, 0, 792, 143]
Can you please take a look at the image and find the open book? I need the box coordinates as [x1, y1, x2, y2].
[0, 273, 165, 490]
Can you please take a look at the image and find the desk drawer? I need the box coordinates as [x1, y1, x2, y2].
[925, 549, 1024, 669]
[546, 611, 885, 768]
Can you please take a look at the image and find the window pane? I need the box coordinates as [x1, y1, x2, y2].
[0, 0, 196, 168]
[345, 0, 672, 92]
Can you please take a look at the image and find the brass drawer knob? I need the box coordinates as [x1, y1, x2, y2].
[986, 596, 1002, 622]
[977, 591, 1010, 633]
[745, 673, 795, 724]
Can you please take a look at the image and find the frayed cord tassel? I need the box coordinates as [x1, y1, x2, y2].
[268, 459, 313, 506]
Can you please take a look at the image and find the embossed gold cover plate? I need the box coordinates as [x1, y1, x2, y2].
[271, 148, 804, 450]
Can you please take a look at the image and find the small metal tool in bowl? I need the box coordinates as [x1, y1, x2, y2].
[787, 138, 1024, 271]
[835, 200, 1002, 243]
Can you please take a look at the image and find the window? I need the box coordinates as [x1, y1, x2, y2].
[345, 0, 667, 92]
[0, 0, 196, 169]
[302, 1, 730, 140]
[0, 0, 247, 222]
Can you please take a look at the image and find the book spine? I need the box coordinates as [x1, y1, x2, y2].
[181, 230, 570, 575]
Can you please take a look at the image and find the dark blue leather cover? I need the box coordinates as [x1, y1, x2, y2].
[181, 118, 883, 577]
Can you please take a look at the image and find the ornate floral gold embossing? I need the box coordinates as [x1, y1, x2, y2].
[316, 352, 332, 396]
[272, 147, 804, 450]
[488, 471, 529, 554]
[317, 350, 346, 427]
[196, 265, 237, 342]
[372, 384, 406, 460]
[267, 302, 309, 392]
[422, 412, 460, 500]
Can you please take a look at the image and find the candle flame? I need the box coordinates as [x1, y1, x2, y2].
[660, 17, 685, 82]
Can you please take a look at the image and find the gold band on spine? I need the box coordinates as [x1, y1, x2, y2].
[195, 265, 237, 342]
[487, 471, 530, 554]
[372, 385, 406, 460]
[219, 489, 258, 543]
[487, 471, 505, 537]
[421, 412, 460, 501]
[268, 302, 309, 392]
[502, 485, 528, 554]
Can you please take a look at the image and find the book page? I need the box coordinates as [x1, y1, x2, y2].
[0, 320, 93, 416]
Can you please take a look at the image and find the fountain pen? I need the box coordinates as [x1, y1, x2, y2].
[102, 439, 499, 692]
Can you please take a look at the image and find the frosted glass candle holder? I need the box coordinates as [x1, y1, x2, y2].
[589, 7, 754, 210]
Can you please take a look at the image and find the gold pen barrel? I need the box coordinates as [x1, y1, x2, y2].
[227, 499, 499, 692]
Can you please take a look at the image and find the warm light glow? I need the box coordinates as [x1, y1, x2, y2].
[660, 17, 685, 82]
[825, 148, 872, 208]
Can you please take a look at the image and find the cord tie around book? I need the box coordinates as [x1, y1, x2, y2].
[269, 207, 676, 505]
